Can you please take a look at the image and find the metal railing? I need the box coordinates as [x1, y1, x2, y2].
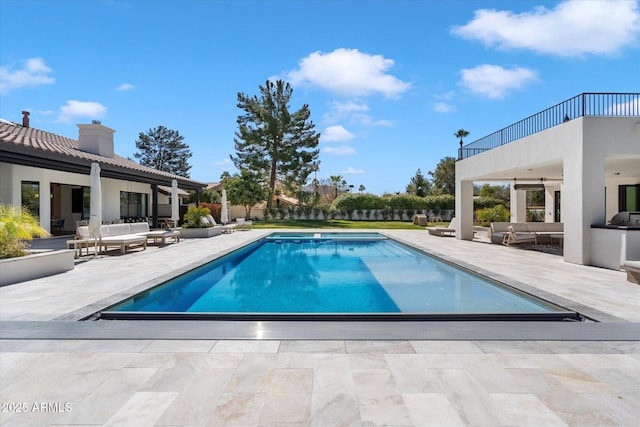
[458, 93, 640, 160]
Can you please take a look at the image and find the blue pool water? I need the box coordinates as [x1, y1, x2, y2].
[104, 233, 573, 317]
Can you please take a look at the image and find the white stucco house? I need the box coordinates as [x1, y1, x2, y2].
[0, 112, 205, 233]
[455, 93, 640, 270]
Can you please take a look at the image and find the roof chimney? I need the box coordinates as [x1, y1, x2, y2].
[77, 122, 116, 158]
[22, 111, 30, 127]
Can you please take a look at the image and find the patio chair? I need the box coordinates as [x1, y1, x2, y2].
[52, 219, 65, 233]
[236, 217, 253, 230]
[425, 217, 456, 236]
[502, 225, 537, 246]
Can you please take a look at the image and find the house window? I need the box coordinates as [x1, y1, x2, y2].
[120, 191, 148, 219]
[554, 191, 561, 222]
[619, 184, 640, 212]
[21, 181, 40, 217]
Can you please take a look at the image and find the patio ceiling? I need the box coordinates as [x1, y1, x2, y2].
[464, 156, 640, 183]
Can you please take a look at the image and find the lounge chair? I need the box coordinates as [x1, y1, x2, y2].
[426, 217, 456, 236]
[502, 225, 537, 246]
[622, 260, 640, 283]
[235, 217, 253, 231]
[203, 215, 236, 233]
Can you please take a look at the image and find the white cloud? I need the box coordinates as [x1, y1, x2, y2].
[286, 48, 411, 97]
[323, 101, 392, 127]
[115, 83, 135, 91]
[351, 114, 394, 126]
[322, 146, 357, 156]
[321, 125, 356, 142]
[433, 102, 455, 113]
[323, 101, 369, 123]
[435, 91, 455, 100]
[451, 0, 640, 57]
[0, 57, 55, 95]
[459, 64, 538, 99]
[341, 166, 364, 175]
[57, 100, 107, 123]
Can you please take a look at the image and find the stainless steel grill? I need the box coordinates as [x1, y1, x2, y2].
[610, 211, 640, 226]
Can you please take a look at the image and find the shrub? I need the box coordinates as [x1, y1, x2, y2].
[332, 193, 386, 211]
[0, 204, 50, 259]
[183, 205, 211, 228]
[199, 202, 221, 223]
[475, 204, 510, 225]
[474, 197, 507, 210]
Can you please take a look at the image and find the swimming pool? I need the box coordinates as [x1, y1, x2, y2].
[101, 232, 581, 321]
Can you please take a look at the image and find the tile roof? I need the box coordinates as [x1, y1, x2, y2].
[0, 120, 205, 189]
[158, 185, 190, 196]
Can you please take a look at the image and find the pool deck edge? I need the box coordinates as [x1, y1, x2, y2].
[1, 320, 639, 341]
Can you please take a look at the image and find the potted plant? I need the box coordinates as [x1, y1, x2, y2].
[0, 204, 74, 286]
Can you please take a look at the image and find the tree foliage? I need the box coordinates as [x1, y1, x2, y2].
[134, 126, 193, 177]
[231, 80, 320, 209]
[476, 183, 510, 202]
[454, 128, 470, 146]
[429, 157, 456, 195]
[225, 170, 268, 218]
[405, 168, 431, 197]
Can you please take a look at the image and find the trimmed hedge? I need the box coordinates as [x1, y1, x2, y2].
[332, 193, 455, 212]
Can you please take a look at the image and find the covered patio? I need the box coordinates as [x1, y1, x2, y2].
[455, 93, 640, 268]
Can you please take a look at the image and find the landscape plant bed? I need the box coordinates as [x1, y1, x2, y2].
[0, 249, 75, 286]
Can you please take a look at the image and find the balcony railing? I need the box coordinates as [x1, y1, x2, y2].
[458, 92, 640, 160]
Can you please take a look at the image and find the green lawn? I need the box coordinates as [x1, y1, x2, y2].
[252, 219, 426, 229]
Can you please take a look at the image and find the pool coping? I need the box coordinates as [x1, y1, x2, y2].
[1, 320, 639, 341]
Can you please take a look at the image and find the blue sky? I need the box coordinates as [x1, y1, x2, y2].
[1, 0, 639, 194]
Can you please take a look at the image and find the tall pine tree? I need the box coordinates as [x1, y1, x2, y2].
[231, 80, 320, 209]
[134, 126, 192, 177]
[406, 169, 431, 197]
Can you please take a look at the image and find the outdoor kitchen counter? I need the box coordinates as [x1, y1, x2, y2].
[591, 225, 640, 270]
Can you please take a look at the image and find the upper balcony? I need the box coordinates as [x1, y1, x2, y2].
[458, 92, 640, 160]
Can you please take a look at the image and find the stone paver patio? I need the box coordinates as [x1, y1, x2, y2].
[1, 229, 638, 426]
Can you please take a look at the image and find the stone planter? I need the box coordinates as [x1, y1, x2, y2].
[0, 249, 75, 286]
[178, 227, 222, 238]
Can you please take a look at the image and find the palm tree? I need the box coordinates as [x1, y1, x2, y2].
[329, 175, 343, 200]
[454, 129, 470, 147]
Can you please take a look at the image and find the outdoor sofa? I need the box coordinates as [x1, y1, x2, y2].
[69, 223, 180, 257]
[490, 222, 564, 245]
